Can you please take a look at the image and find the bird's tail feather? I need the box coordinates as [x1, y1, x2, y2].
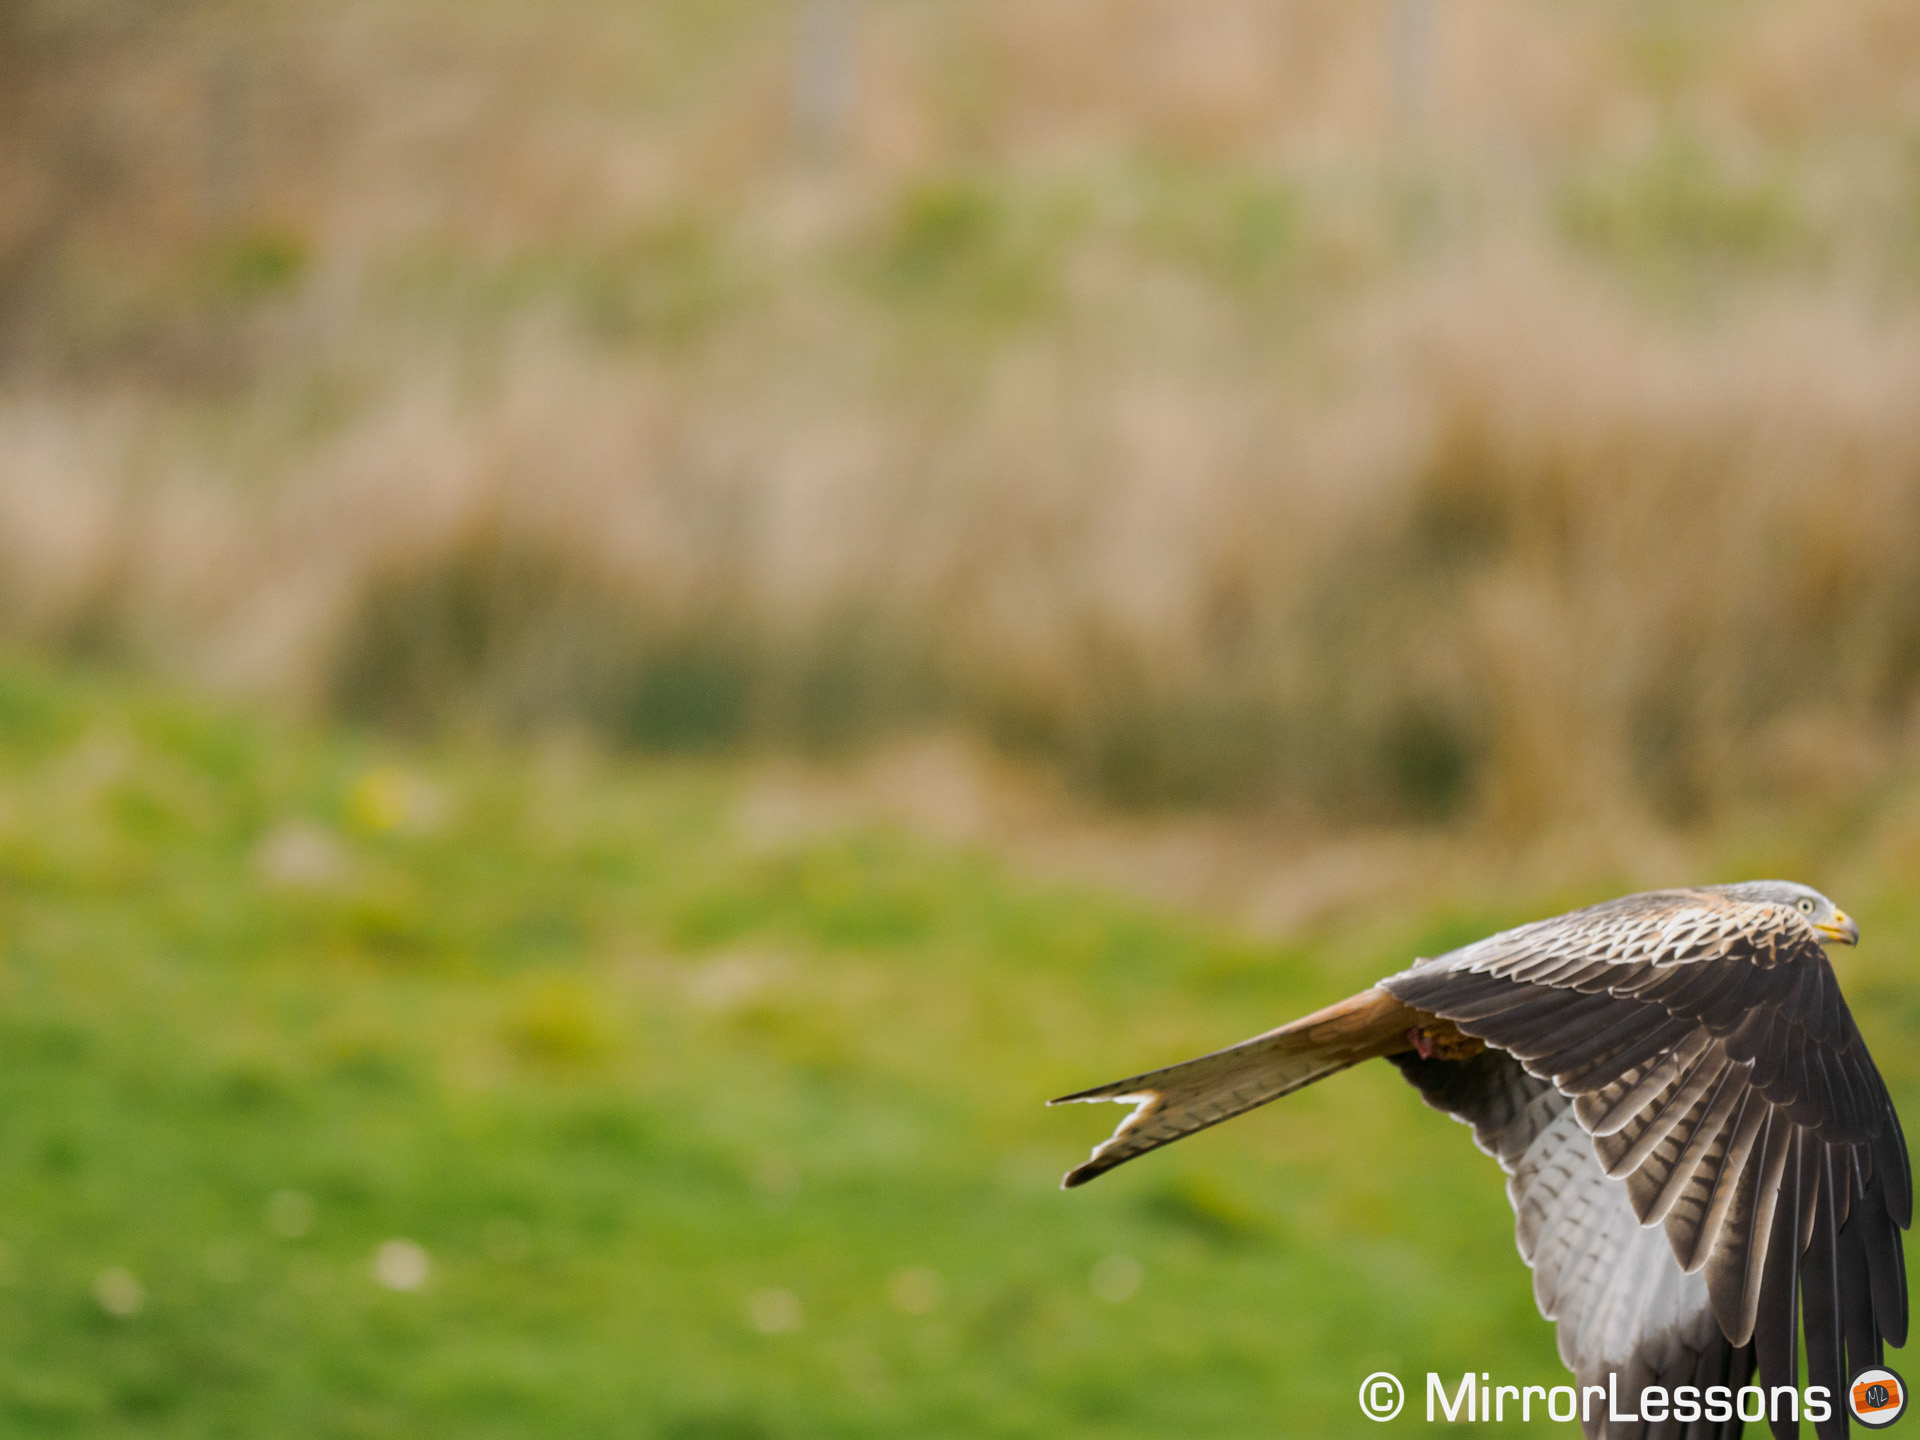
[1050, 987, 1424, 1187]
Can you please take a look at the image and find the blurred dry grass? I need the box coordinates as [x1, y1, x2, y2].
[8, 0, 1920, 830]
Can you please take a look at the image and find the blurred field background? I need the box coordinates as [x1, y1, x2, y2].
[11, 0, 1920, 826]
[3, 0, 1920, 1435]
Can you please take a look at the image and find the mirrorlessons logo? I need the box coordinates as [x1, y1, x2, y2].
[1357, 1370, 1853, 1426]
[1849, 1367, 1906, 1428]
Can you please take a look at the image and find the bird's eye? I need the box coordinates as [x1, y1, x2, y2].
[1798, 899, 1815, 913]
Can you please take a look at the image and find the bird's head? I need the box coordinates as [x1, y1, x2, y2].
[1723, 879, 1858, 946]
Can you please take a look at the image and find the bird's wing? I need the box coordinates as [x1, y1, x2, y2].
[1396, 1046, 1753, 1440]
[1382, 888, 1910, 1440]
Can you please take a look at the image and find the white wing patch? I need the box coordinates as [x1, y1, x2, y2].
[1507, 1089, 1720, 1387]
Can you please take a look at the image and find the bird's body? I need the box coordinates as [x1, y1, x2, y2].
[1054, 883, 1908, 1440]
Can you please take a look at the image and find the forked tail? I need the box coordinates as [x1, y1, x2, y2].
[1049, 987, 1424, 1187]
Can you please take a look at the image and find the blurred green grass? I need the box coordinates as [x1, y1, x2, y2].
[0, 658, 1911, 1438]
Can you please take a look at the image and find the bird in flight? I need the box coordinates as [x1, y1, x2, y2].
[1053, 882, 1909, 1440]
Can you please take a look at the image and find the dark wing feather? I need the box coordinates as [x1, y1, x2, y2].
[1383, 886, 1909, 1439]
[1799, 1146, 1845, 1440]
[1750, 1127, 1801, 1438]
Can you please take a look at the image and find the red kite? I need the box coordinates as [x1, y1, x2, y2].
[1055, 883, 1909, 1440]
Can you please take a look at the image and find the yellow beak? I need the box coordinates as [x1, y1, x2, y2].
[1816, 910, 1859, 946]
